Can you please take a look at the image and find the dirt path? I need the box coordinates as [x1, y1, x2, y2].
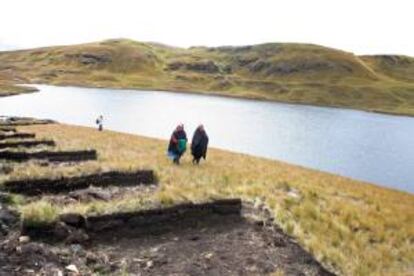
[0, 204, 335, 275]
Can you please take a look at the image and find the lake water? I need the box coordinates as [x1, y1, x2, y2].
[0, 85, 413, 193]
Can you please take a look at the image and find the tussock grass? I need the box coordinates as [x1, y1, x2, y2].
[5, 124, 414, 275]
[21, 200, 58, 227]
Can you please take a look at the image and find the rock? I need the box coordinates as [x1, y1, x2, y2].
[204, 253, 214, 259]
[18, 236, 30, 244]
[53, 221, 72, 239]
[66, 52, 112, 65]
[88, 190, 111, 201]
[52, 269, 63, 276]
[65, 229, 89, 244]
[86, 251, 109, 266]
[65, 264, 79, 274]
[20, 243, 57, 260]
[86, 252, 99, 265]
[247, 58, 343, 76]
[59, 213, 86, 228]
[374, 55, 413, 65]
[69, 188, 111, 202]
[287, 189, 301, 199]
[146, 260, 154, 269]
[167, 60, 220, 73]
[70, 244, 83, 254]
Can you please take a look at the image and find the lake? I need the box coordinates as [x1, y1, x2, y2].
[1, 85, 413, 193]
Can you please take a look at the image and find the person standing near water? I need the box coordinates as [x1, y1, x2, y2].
[191, 124, 209, 165]
[168, 124, 187, 164]
[96, 115, 104, 131]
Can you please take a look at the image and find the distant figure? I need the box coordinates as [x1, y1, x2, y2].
[96, 115, 104, 131]
[191, 124, 209, 165]
[167, 124, 187, 164]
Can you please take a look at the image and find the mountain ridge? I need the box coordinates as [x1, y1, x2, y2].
[0, 38, 413, 115]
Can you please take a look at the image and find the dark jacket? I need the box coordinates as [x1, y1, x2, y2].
[168, 129, 187, 154]
[191, 128, 209, 160]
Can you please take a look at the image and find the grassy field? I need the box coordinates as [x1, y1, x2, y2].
[1, 124, 412, 275]
[0, 82, 38, 97]
[0, 70, 38, 96]
[0, 39, 414, 115]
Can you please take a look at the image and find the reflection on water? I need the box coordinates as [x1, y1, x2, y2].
[1, 85, 413, 193]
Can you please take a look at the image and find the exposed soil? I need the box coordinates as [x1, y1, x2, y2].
[0, 127, 16, 133]
[0, 199, 19, 237]
[0, 140, 56, 149]
[90, 211, 333, 275]
[0, 164, 13, 175]
[0, 133, 36, 141]
[0, 149, 97, 163]
[0, 201, 335, 275]
[3, 170, 156, 195]
[0, 117, 55, 126]
[42, 185, 158, 205]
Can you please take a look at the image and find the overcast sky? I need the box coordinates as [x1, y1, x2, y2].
[1, 0, 413, 55]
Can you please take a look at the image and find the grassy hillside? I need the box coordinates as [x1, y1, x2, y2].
[4, 124, 413, 275]
[1, 39, 414, 115]
[0, 71, 38, 96]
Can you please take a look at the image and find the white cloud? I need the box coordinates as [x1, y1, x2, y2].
[1, 0, 413, 55]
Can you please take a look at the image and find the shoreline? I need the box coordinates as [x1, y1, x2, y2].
[22, 81, 414, 119]
[2, 117, 412, 195]
[6, 120, 411, 197]
[65, 124, 414, 195]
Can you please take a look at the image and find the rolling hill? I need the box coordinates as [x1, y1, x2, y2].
[1, 39, 414, 115]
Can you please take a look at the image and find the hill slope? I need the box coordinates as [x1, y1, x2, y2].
[1, 39, 414, 115]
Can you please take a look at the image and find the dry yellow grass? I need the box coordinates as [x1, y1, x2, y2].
[3, 124, 413, 275]
[0, 82, 37, 97]
[1, 39, 414, 116]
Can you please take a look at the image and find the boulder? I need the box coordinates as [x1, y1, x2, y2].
[18, 236, 30, 244]
[65, 264, 79, 274]
[59, 213, 87, 228]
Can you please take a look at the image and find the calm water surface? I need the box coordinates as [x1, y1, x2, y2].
[0, 85, 413, 193]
